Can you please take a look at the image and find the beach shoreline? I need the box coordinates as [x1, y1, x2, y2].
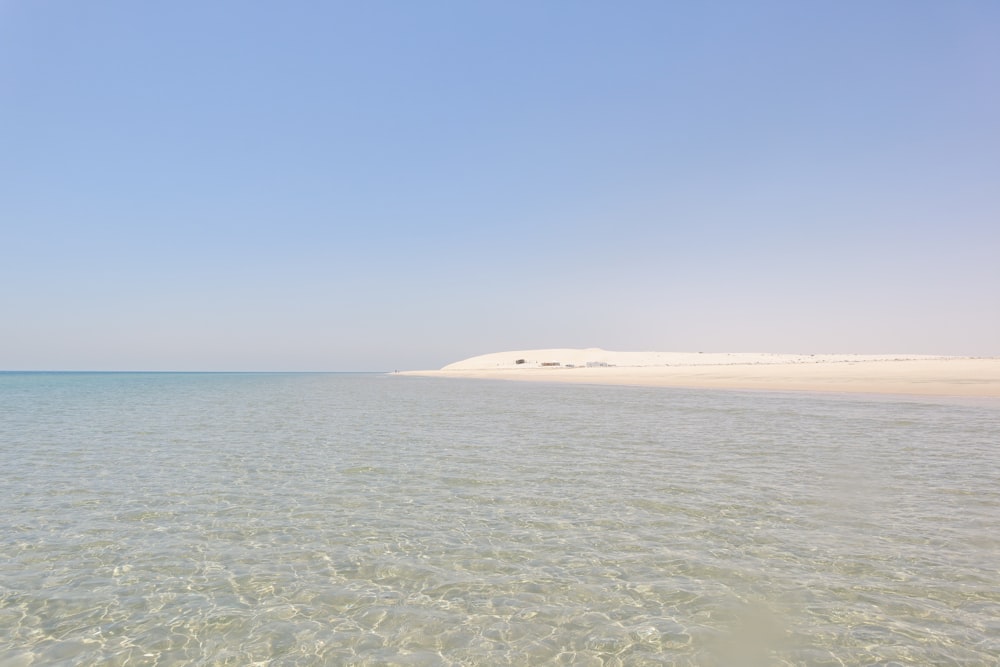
[400, 349, 1000, 397]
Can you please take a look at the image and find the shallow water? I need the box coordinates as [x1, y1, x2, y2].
[2, 372, 998, 665]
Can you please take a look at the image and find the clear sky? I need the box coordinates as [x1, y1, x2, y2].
[2, 1, 998, 371]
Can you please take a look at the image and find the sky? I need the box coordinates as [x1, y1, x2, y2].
[2, 1, 998, 371]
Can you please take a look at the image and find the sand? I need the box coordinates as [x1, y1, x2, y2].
[400, 348, 1000, 397]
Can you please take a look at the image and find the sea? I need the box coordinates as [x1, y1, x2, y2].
[1, 372, 998, 666]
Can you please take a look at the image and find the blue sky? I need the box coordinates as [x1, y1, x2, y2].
[2, 1, 998, 370]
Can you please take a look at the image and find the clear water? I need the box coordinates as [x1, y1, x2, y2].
[1, 372, 998, 666]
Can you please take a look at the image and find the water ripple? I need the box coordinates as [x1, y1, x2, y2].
[1, 373, 998, 665]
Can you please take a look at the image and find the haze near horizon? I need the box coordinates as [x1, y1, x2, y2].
[2, 2, 998, 371]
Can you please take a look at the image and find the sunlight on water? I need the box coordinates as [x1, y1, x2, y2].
[2, 373, 998, 665]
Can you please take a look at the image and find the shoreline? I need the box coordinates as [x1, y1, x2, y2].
[399, 350, 1000, 398]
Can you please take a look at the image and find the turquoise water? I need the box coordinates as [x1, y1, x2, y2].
[2, 372, 998, 665]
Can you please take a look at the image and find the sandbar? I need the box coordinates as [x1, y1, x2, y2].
[400, 348, 1000, 397]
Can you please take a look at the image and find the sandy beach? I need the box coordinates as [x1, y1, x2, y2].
[401, 348, 1000, 397]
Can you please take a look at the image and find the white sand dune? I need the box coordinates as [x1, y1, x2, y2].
[401, 348, 1000, 397]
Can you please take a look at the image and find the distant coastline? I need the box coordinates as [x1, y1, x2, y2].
[400, 348, 1000, 397]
